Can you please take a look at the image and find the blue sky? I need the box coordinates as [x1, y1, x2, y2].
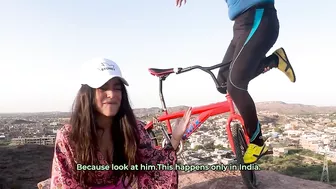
[0, 0, 335, 113]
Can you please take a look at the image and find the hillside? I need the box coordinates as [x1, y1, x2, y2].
[132, 106, 188, 118]
[127, 102, 336, 117]
[0, 145, 53, 189]
[135, 101, 336, 117]
[1, 101, 335, 118]
[255, 101, 336, 115]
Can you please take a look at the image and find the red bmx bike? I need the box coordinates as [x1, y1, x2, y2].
[144, 62, 270, 189]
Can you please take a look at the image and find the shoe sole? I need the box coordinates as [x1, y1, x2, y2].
[275, 48, 296, 83]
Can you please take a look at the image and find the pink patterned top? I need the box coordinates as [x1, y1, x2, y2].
[50, 121, 178, 189]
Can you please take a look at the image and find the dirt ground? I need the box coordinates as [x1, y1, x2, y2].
[1, 145, 335, 189]
[178, 170, 336, 189]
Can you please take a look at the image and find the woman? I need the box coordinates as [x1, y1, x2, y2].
[50, 57, 192, 189]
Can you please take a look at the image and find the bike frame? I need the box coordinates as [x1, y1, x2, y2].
[144, 62, 251, 154]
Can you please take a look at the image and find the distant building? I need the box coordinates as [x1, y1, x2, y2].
[11, 136, 55, 146]
[190, 142, 202, 149]
[52, 129, 58, 134]
[0, 133, 5, 140]
[324, 127, 336, 134]
[220, 158, 235, 165]
[284, 130, 302, 137]
[284, 124, 293, 130]
[327, 151, 336, 162]
[300, 134, 323, 152]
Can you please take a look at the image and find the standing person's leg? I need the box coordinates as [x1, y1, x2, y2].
[226, 3, 280, 164]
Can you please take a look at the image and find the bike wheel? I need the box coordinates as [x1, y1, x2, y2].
[146, 129, 159, 147]
[232, 123, 257, 189]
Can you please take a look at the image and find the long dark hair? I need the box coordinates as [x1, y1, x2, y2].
[68, 82, 140, 188]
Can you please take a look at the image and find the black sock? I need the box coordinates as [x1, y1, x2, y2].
[250, 122, 264, 146]
[257, 54, 278, 75]
[268, 54, 279, 68]
[251, 132, 264, 146]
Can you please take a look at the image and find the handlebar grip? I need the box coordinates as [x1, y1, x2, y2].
[174, 67, 183, 74]
[176, 66, 195, 74]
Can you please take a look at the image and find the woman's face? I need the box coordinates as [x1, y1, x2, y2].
[94, 78, 122, 117]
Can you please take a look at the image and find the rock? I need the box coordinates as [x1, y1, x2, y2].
[178, 170, 336, 189]
[37, 170, 336, 189]
[37, 178, 51, 189]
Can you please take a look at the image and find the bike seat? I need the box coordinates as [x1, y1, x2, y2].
[148, 68, 175, 77]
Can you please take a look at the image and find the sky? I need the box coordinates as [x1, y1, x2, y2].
[0, 0, 335, 113]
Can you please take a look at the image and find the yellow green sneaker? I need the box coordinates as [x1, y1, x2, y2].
[243, 143, 269, 164]
[273, 47, 296, 83]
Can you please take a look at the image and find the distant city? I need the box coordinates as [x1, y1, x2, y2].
[177, 111, 336, 165]
[0, 112, 69, 146]
[1, 108, 336, 165]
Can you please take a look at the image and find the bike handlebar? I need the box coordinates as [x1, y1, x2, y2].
[174, 62, 229, 89]
[176, 65, 201, 73]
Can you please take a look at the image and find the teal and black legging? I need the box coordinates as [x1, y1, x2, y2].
[216, 3, 279, 145]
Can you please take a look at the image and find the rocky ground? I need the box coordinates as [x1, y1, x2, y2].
[178, 170, 336, 189]
[36, 169, 336, 189]
[1, 144, 335, 189]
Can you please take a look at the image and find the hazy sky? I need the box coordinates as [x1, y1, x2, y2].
[0, 0, 335, 113]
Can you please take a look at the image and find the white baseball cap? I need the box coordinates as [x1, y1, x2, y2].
[80, 57, 129, 88]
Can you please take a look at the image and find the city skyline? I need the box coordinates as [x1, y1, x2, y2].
[0, 0, 335, 113]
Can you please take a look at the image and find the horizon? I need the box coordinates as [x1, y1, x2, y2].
[1, 0, 335, 113]
[1, 100, 336, 114]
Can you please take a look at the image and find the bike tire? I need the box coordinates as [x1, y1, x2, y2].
[232, 123, 257, 189]
[146, 129, 159, 146]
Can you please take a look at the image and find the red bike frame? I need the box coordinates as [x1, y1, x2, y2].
[144, 64, 251, 155]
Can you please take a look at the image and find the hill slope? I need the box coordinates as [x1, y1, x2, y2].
[1, 101, 335, 117]
[255, 101, 336, 115]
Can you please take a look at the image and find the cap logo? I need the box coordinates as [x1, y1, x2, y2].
[98, 61, 115, 71]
